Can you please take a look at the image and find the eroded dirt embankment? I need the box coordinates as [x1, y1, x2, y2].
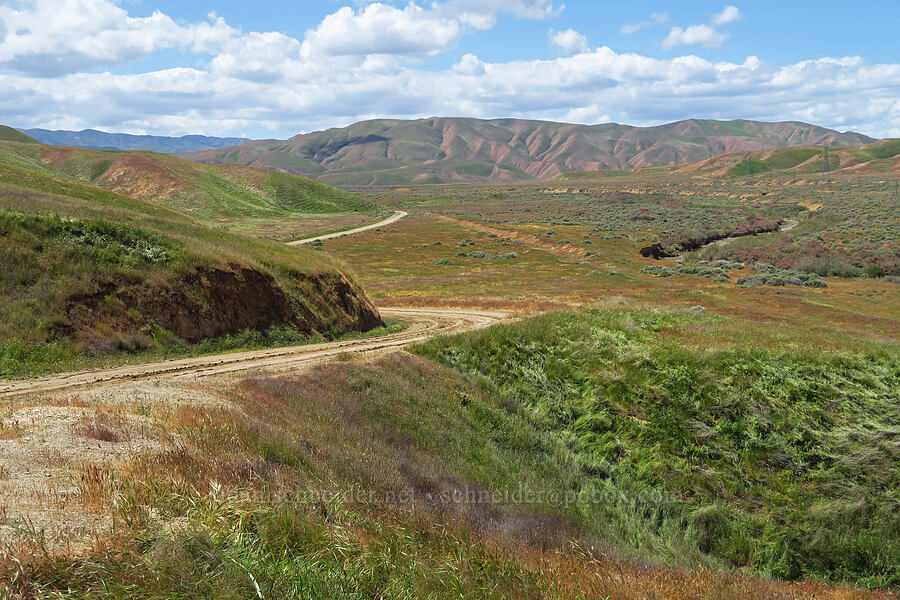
[639, 221, 783, 259]
[60, 264, 382, 350]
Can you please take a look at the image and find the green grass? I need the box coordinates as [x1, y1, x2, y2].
[415, 306, 900, 586]
[728, 149, 823, 177]
[0, 126, 38, 144]
[850, 139, 900, 162]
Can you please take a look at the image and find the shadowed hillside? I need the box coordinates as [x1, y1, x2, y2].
[183, 117, 874, 185]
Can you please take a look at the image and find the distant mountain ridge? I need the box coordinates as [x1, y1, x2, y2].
[182, 117, 875, 186]
[23, 128, 250, 154]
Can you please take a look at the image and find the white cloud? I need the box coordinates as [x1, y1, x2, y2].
[564, 105, 611, 124]
[453, 53, 486, 75]
[439, 0, 563, 30]
[549, 29, 589, 55]
[1, 1, 899, 140]
[302, 3, 461, 57]
[662, 24, 727, 50]
[712, 5, 744, 26]
[210, 32, 304, 83]
[0, 0, 234, 76]
[620, 11, 669, 35]
[5, 45, 900, 140]
[661, 5, 743, 51]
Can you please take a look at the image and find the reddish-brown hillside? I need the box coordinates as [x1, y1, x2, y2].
[184, 117, 874, 185]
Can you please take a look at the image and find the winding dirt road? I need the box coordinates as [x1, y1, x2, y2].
[2, 210, 504, 400]
[0, 308, 507, 399]
[286, 210, 407, 245]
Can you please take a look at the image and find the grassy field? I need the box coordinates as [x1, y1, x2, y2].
[322, 178, 898, 345]
[4, 303, 896, 597]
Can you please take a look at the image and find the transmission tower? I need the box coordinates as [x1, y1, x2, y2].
[746, 153, 752, 176]
[822, 142, 829, 184]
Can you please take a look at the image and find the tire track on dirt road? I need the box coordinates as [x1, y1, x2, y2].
[0, 308, 507, 399]
[286, 210, 407, 245]
[427, 213, 605, 266]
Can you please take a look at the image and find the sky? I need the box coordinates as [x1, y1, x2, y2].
[1, 0, 899, 139]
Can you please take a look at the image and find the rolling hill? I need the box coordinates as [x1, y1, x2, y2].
[715, 137, 900, 177]
[0, 125, 38, 144]
[24, 128, 250, 153]
[0, 138, 378, 223]
[0, 159, 382, 378]
[183, 117, 874, 186]
[556, 137, 900, 182]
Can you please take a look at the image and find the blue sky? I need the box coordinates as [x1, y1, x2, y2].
[1, 0, 899, 138]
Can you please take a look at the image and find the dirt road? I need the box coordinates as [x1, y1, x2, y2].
[286, 210, 408, 245]
[0, 308, 507, 399]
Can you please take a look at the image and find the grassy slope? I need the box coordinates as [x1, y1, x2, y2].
[723, 139, 900, 177]
[0, 139, 378, 222]
[416, 307, 899, 586]
[0, 126, 38, 144]
[556, 138, 900, 182]
[0, 162, 377, 377]
[13, 305, 897, 597]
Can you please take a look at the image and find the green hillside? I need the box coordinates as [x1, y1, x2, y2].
[0, 136, 378, 223]
[726, 139, 900, 177]
[0, 126, 38, 144]
[0, 162, 381, 378]
[416, 307, 899, 586]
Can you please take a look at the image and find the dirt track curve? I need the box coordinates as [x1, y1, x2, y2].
[0, 308, 507, 399]
[286, 210, 407, 245]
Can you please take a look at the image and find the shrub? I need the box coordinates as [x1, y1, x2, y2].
[864, 264, 885, 278]
[794, 257, 862, 278]
[432, 258, 454, 266]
